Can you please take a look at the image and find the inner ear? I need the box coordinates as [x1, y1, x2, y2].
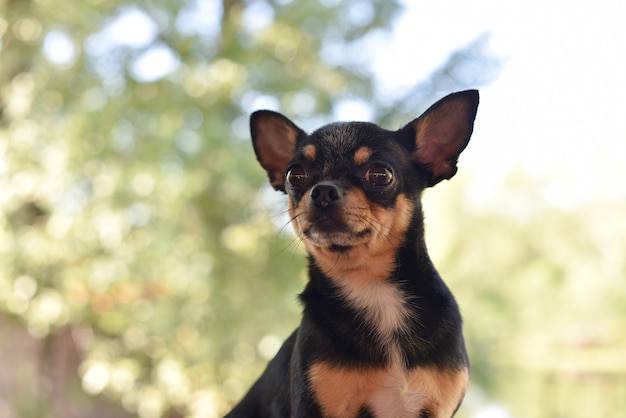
[407, 90, 479, 186]
[250, 110, 306, 192]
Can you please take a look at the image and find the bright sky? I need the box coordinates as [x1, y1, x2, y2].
[376, 0, 626, 206]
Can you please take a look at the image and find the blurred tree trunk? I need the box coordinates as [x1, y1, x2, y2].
[0, 314, 131, 417]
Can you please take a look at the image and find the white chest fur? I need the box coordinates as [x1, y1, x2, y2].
[336, 278, 411, 344]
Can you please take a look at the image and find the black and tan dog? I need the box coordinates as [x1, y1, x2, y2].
[226, 90, 479, 417]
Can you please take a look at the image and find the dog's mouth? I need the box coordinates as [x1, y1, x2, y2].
[301, 224, 372, 251]
[288, 187, 386, 255]
[328, 244, 354, 253]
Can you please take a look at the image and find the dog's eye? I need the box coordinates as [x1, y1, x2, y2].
[365, 165, 393, 186]
[286, 165, 308, 188]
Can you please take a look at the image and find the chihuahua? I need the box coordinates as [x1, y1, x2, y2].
[226, 90, 479, 417]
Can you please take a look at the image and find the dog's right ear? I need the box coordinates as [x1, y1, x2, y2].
[250, 110, 306, 192]
[405, 90, 479, 187]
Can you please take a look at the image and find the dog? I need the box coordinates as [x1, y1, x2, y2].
[226, 90, 479, 417]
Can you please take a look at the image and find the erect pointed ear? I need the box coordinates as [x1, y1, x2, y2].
[250, 110, 307, 192]
[404, 90, 479, 187]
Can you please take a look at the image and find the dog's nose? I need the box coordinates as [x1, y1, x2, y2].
[310, 182, 344, 208]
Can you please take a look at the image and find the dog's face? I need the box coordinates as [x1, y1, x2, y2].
[278, 122, 418, 282]
[250, 91, 479, 281]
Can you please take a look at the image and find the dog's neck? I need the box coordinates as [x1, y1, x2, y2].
[299, 209, 437, 355]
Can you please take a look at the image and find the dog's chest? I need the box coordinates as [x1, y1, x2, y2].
[307, 280, 468, 417]
[308, 353, 468, 418]
[308, 360, 431, 417]
[331, 280, 429, 416]
[336, 278, 410, 344]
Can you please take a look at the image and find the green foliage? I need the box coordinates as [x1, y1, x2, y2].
[1, 0, 410, 416]
[423, 169, 626, 417]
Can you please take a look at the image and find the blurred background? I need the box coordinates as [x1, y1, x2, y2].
[1, 0, 625, 417]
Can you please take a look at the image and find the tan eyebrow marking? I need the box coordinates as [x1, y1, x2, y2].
[354, 146, 373, 165]
[303, 144, 316, 161]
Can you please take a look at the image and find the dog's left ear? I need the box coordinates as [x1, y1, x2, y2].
[250, 110, 307, 192]
[404, 90, 479, 186]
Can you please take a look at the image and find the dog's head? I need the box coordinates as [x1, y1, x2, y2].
[250, 90, 479, 281]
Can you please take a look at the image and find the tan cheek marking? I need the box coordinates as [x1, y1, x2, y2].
[336, 193, 413, 283]
[289, 188, 414, 283]
[354, 146, 373, 165]
[369, 194, 413, 254]
[302, 144, 316, 161]
[405, 366, 469, 417]
[301, 192, 414, 283]
[308, 363, 385, 417]
[305, 188, 393, 283]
